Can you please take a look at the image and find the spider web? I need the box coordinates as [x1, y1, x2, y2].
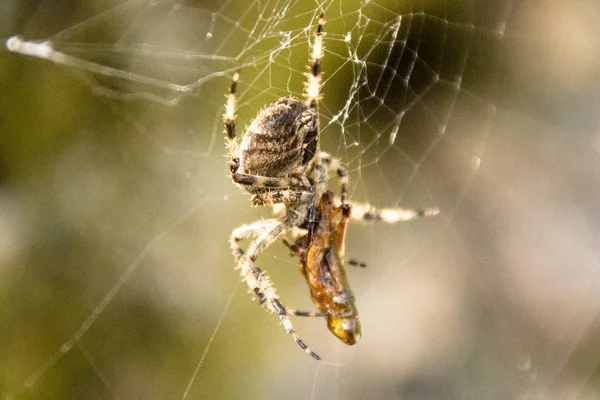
[2, 0, 600, 399]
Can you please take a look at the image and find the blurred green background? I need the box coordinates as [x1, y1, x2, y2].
[1, 1, 600, 399]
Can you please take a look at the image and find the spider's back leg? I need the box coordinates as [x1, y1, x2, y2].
[305, 12, 324, 112]
[224, 70, 240, 170]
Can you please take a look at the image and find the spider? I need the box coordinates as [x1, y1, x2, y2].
[224, 12, 439, 360]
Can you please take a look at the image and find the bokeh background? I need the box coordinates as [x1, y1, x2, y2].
[1, 1, 600, 399]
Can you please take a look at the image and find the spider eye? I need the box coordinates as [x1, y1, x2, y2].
[327, 316, 361, 345]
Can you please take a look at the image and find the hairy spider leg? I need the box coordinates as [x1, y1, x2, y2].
[224, 69, 240, 171]
[250, 186, 313, 207]
[349, 202, 440, 223]
[314, 152, 438, 222]
[301, 12, 325, 207]
[230, 211, 321, 360]
[306, 12, 324, 112]
[317, 152, 349, 204]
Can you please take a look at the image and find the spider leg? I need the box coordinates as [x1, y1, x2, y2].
[316, 152, 438, 223]
[316, 151, 438, 224]
[231, 172, 314, 207]
[224, 69, 240, 171]
[318, 152, 349, 204]
[231, 173, 311, 190]
[349, 202, 440, 223]
[230, 212, 321, 360]
[251, 189, 313, 207]
[348, 259, 367, 268]
[287, 309, 328, 317]
[231, 219, 288, 308]
[230, 219, 273, 264]
[305, 12, 324, 112]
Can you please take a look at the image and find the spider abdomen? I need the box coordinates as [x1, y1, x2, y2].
[238, 98, 318, 179]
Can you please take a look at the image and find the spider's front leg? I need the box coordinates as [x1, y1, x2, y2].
[230, 212, 321, 360]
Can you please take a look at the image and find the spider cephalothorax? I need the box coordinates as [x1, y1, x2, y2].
[223, 12, 439, 360]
